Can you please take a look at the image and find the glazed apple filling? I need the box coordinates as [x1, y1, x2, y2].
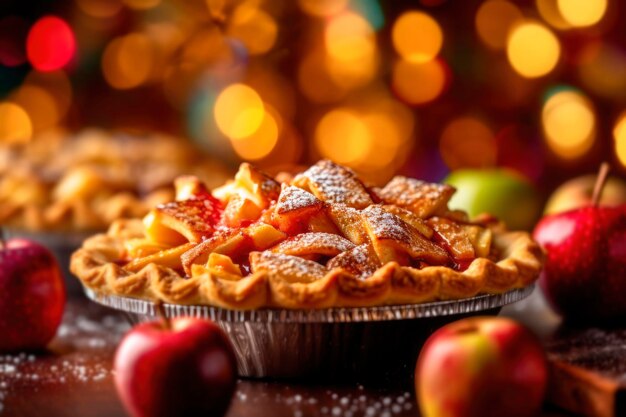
[120, 160, 495, 282]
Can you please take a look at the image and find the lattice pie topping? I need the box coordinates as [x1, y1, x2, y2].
[71, 160, 543, 309]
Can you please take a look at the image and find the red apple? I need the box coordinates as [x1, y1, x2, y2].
[114, 317, 237, 417]
[416, 316, 547, 417]
[0, 238, 65, 351]
[533, 204, 626, 321]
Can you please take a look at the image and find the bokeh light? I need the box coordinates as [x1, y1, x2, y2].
[245, 68, 296, 122]
[124, 0, 160, 10]
[257, 123, 303, 166]
[227, 5, 278, 55]
[27, 16, 76, 72]
[315, 108, 373, 166]
[392, 11, 443, 63]
[614, 112, 626, 168]
[214, 84, 265, 140]
[325, 50, 378, 91]
[536, 0, 571, 30]
[353, 94, 415, 179]
[507, 21, 560, 78]
[0, 102, 32, 144]
[578, 43, 626, 101]
[230, 106, 280, 161]
[325, 12, 375, 63]
[23, 70, 73, 121]
[352, 0, 385, 31]
[475, 0, 523, 50]
[10, 85, 59, 131]
[1, 0, 624, 187]
[542, 89, 596, 160]
[180, 27, 228, 66]
[298, 49, 348, 103]
[102, 33, 155, 89]
[76, 0, 123, 18]
[361, 113, 405, 169]
[557, 0, 607, 28]
[322, 11, 379, 91]
[440, 117, 497, 169]
[392, 59, 447, 105]
[298, 0, 348, 17]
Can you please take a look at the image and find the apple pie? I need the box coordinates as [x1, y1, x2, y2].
[0, 128, 230, 232]
[71, 160, 544, 309]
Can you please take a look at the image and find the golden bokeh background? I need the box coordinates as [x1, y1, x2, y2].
[0, 0, 624, 187]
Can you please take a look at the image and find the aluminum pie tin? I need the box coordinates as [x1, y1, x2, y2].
[84, 285, 534, 382]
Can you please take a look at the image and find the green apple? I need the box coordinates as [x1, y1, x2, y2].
[544, 174, 626, 215]
[444, 169, 540, 231]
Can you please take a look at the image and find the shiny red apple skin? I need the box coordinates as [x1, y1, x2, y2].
[114, 317, 237, 417]
[533, 205, 626, 321]
[0, 239, 66, 351]
[416, 316, 547, 417]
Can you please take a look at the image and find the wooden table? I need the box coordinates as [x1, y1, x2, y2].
[0, 294, 575, 417]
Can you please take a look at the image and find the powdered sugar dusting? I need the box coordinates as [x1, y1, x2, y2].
[327, 203, 370, 245]
[327, 244, 380, 278]
[362, 205, 412, 243]
[276, 186, 321, 214]
[362, 206, 449, 264]
[271, 233, 355, 256]
[251, 252, 327, 282]
[300, 160, 372, 209]
[259, 177, 281, 200]
[378, 176, 454, 218]
[157, 198, 217, 240]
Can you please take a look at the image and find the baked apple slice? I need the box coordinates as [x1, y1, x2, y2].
[270, 232, 355, 258]
[378, 176, 455, 218]
[125, 242, 196, 272]
[427, 217, 475, 267]
[145, 198, 222, 244]
[293, 160, 373, 209]
[362, 205, 449, 266]
[327, 243, 381, 278]
[174, 176, 212, 201]
[272, 185, 324, 234]
[213, 163, 280, 209]
[223, 194, 263, 228]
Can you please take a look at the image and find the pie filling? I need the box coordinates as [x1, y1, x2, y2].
[119, 160, 498, 281]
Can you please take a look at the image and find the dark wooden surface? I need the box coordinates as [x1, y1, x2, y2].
[0, 292, 575, 417]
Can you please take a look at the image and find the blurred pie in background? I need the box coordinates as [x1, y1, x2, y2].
[0, 128, 231, 232]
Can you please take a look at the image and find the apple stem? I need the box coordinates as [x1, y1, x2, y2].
[591, 162, 610, 207]
[154, 301, 171, 330]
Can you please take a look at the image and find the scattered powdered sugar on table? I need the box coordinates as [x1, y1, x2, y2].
[0, 302, 130, 414]
[55, 312, 129, 350]
[235, 382, 415, 417]
[0, 352, 108, 414]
